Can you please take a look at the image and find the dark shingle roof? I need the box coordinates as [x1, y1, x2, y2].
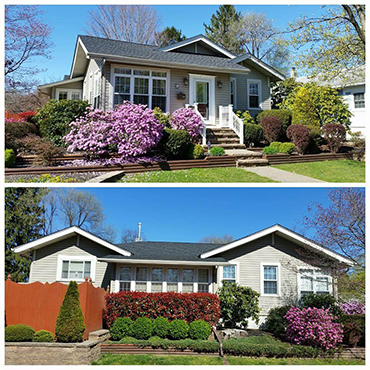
[78, 35, 249, 73]
[101, 241, 227, 263]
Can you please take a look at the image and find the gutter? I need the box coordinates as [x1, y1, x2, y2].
[98, 258, 230, 266]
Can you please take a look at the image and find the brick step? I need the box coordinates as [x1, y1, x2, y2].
[237, 159, 269, 167]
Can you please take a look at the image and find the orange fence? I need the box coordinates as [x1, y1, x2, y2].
[5, 278, 107, 340]
[5, 111, 22, 121]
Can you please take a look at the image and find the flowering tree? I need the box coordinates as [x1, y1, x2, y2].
[339, 301, 365, 315]
[285, 307, 343, 350]
[65, 103, 163, 158]
[170, 108, 204, 140]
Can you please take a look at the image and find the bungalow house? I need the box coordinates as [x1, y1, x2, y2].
[38, 34, 285, 147]
[13, 224, 352, 328]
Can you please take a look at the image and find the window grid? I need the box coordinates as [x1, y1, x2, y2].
[263, 266, 278, 295]
[248, 81, 260, 109]
[299, 269, 330, 296]
[61, 260, 91, 280]
[354, 93, 365, 108]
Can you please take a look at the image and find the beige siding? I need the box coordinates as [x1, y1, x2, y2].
[218, 234, 322, 317]
[231, 66, 271, 116]
[29, 236, 114, 289]
[50, 81, 83, 100]
[102, 62, 230, 118]
[83, 59, 101, 104]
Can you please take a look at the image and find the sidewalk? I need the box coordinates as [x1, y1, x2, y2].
[244, 166, 326, 183]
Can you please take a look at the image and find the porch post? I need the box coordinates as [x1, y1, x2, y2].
[218, 106, 222, 127]
[228, 104, 233, 129]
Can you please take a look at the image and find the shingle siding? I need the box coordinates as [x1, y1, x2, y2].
[29, 236, 113, 289]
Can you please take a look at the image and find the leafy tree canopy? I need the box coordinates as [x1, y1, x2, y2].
[155, 26, 186, 47]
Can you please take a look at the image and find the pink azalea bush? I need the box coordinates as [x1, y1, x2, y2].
[285, 307, 343, 350]
[170, 107, 204, 139]
[64, 102, 163, 158]
[339, 301, 365, 315]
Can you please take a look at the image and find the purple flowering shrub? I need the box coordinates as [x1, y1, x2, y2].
[285, 307, 343, 350]
[339, 301, 365, 315]
[64, 102, 163, 158]
[170, 107, 204, 140]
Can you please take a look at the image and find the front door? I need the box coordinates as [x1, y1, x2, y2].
[189, 75, 215, 125]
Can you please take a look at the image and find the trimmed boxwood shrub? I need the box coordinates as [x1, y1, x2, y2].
[5, 149, 16, 167]
[34, 99, 90, 146]
[169, 319, 189, 340]
[103, 291, 220, 328]
[286, 124, 310, 155]
[263, 146, 278, 155]
[257, 109, 292, 134]
[265, 305, 291, 339]
[188, 143, 205, 159]
[270, 142, 282, 151]
[110, 317, 134, 340]
[132, 317, 153, 340]
[55, 281, 85, 343]
[189, 320, 211, 340]
[152, 317, 170, 338]
[244, 123, 263, 147]
[158, 128, 191, 159]
[33, 330, 55, 342]
[279, 142, 295, 154]
[209, 146, 225, 156]
[5, 324, 35, 342]
[5, 121, 39, 151]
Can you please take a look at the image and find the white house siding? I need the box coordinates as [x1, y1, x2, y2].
[340, 84, 366, 136]
[29, 236, 114, 289]
[231, 68, 271, 116]
[83, 59, 102, 105]
[102, 61, 230, 118]
[217, 234, 320, 327]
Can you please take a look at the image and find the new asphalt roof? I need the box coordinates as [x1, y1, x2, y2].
[101, 241, 228, 263]
[78, 35, 250, 73]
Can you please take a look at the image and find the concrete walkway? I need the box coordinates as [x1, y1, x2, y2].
[244, 166, 326, 183]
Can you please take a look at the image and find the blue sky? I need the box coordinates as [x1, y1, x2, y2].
[53, 187, 346, 242]
[35, 4, 327, 83]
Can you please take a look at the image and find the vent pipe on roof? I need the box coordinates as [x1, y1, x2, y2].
[135, 222, 142, 242]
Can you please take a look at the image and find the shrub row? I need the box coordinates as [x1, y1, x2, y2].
[5, 324, 54, 342]
[104, 291, 220, 328]
[110, 316, 211, 341]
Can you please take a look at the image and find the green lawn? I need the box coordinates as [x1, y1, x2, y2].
[273, 160, 365, 182]
[92, 354, 364, 366]
[92, 354, 223, 365]
[117, 167, 276, 183]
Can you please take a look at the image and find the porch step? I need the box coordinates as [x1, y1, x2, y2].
[204, 144, 246, 150]
[237, 158, 269, 167]
[208, 137, 240, 144]
[224, 149, 263, 159]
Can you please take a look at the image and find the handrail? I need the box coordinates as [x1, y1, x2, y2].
[219, 104, 244, 145]
[185, 103, 207, 146]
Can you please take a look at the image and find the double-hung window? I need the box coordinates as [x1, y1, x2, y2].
[58, 256, 95, 282]
[198, 268, 209, 293]
[119, 266, 131, 291]
[222, 265, 236, 283]
[248, 80, 261, 109]
[262, 265, 278, 295]
[354, 92, 365, 109]
[167, 268, 179, 292]
[182, 268, 194, 293]
[299, 269, 331, 297]
[136, 267, 148, 292]
[113, 67, 168, 111]
[57, 90, 81, 101]
[151, 267, 163, 292]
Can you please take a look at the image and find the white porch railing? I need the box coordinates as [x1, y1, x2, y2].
[185, 103, 207, 146]
[218, 104, 244, 145]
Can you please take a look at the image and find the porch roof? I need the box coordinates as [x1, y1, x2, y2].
[101, 241, 229, 264]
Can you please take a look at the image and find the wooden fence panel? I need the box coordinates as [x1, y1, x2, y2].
[5, 278, 107, 340]
[5, 111, 22, 121]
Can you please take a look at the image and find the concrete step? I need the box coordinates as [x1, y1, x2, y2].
[224, 149, 263, 159]
[237, 158, 269, 167]
[209, 137, 240, 144]
[204, 144, 246, 150]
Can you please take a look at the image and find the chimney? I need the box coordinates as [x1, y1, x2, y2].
[135, 222, 143, 242]
[290, 67, 298, 79]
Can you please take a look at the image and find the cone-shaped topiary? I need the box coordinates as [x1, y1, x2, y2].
[55, 281, 85, 342]
[292, 87, 320, 127]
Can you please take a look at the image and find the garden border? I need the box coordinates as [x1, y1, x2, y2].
[5, 156, 237, 176]
[264, 152, 354, 165]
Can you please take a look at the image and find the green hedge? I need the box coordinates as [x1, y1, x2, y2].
[132, 317, 153, 340]
[110, 317, 134, 341]
[169, 320, 189, 340]
[5, 324, 35, 342]
[189, 320, 211, 340]
[153, 317, 170, 338]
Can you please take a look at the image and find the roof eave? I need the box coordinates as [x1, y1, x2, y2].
[98, 258, 230, 266]
[38, 76, 84, 90]
[87, 53, 251, 74]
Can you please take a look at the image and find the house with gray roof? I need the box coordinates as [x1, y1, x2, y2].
[38, 34, 285, 147]
[13, 224, 352, 327]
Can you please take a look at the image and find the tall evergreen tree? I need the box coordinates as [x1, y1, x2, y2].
[155, 26, 186, 47]
[5, 188, 48, 281]
[203, 5, 242, 54]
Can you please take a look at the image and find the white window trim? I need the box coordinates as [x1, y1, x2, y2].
[220, 262, 240, 286]
[56, 254, 97, 282]
[230, 77, 237, 109]
[110, 64, 170, 112]
[247, 79, 262, 110]
[260, 262, 281, 297]
[297, 267, 333, 300]
[55, 88, 82, 101]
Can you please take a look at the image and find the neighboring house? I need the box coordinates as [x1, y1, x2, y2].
[14, 224, 352, 328]
[296, 66, 366, 136]
[38, 34, 285, 145]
